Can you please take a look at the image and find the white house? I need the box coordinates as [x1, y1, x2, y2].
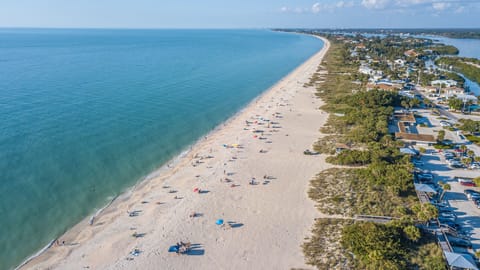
[444, 87, 465, 96]
[394, 59, 406, 67]
[431, 79, 458, 88]
[444, 93, 478, 104]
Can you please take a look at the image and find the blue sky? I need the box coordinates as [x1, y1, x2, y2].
[1, 0, 480, 28]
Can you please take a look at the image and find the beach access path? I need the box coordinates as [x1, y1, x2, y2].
[23, 36, 332, 270]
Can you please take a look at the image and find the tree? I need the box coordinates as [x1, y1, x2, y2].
[458, 119, 480, 133]
[401, 100, 410, 109]
[467, 150, 475, 158]
[437, 130, 445, 142]
[409, 98, 420, 108]
[403, 225, 421, 243]
[419, 147, 426, 154]
[439, 183, 451, 200]
[474, 177, 480, 187]
[461, 157, 472, 167]
[423, 99, 433, 109]
[448, 98, 463, 111]
[412, 203, 438, 223]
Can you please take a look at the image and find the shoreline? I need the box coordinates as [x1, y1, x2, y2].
[21, 35, 331, 270]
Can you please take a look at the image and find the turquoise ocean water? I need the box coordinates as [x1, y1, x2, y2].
[0, 29, 323, 269]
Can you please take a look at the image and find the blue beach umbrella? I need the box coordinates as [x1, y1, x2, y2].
[168, 245, 179, 252]
[216, 219, 224, 225]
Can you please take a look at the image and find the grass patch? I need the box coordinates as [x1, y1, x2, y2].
[309, 168, 418, 217]
[303, 218, 354, 269]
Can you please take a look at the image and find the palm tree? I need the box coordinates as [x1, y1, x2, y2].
[439, 183, 451, 200]
[461, 157, 472, 167]
[403, 225, 421, 243]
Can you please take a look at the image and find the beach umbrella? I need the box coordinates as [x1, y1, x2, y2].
[216, 219, 224, 225]
[168, 246, 179, 253]
[193, 188, 199, 193]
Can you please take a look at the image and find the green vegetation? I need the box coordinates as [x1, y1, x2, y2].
[301, 35, 445, 270]
[466, 135, 480, 145]
[436, 57, 480, 85]
[302, 219, 354, 269]
[428, 45, 459, 55]
[437, 130, 445, 142]
[309, 168, 417, 217]
[458, 119, 480, 133]
[474, 177, 480, 187]
[448, 98, 465, 111]
[433, 143, 453, 150]
[432, 31, 480, 39]
[341, 222, 443, 270]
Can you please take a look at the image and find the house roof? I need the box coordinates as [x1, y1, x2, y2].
[395, 133, 436, 143]
[367, 83, 401, 91]
[414, 183, 437, 194]
[404, 49, 419, 57]
[395, 113, 416, 123]
[444, 251, 478, 270]
[400, 147, 418, 155]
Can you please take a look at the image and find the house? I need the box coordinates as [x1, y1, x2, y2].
[444, 93, 478, 104]
[394, 112, 436, 145]
[355, 43, 366, 51]
[359, 65, 374, 75]
[404, 49, 419, 58]
[394, 59, 406, 67]
[443, 87, 465, 96]
[421, 86, 439, 93]
[366, 82, 401, 91]
[431, 79, 458, 88]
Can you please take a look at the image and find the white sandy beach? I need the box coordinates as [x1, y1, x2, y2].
[22, 36, 331, 270]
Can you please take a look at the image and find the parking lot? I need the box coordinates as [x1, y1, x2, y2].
[415, 148, 480, 252]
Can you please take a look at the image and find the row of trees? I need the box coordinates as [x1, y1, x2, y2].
[458, 119, 480, 133]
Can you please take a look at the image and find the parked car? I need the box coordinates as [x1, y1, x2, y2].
[458, 178, 474, 184]
[447, 236, 472, 248]
[464, 189, 478, 195]
[438, 216, 456, 223]
[413, 160, 424, 166]
[468, 193, 480, 201]
[469, 163, 480, 170]
[473, 199, 480, 208]
[464, 189, 480, 198]
[460, 181, 476, 187]
[444, 152, 455, 159]
[440, 121, 452, 127]
[418, 173, 434, 181]
[439, 212, 457, 219]
[440, 220, 460, 229]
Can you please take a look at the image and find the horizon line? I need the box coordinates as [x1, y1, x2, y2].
[0, 26, 479, 31]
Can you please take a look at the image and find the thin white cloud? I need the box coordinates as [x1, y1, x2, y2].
[361, 0, 390, 9]
[432, 2, 451, 10]
[312, 3, 322, 13]
[281, 1, 355, 14]
[280, 0, 476, 14]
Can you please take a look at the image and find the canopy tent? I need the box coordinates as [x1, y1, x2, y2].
[414, 183, 437, 194]
[444, 251, 478, 270]
[400, 147, 419, 155]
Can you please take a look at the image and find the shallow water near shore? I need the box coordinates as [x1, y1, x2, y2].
[0, 29, 323, 269]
